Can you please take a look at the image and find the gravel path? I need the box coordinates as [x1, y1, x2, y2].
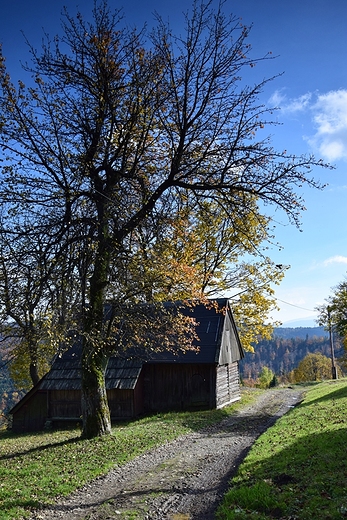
[31, 387, 304, 520]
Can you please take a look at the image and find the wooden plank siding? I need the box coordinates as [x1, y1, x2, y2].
[107, 373, 144, 420]
[12, 387, 142, 432]
[48, 388, 142, 423]
[216, 362, 241, 408]
[10, 391, 47, 432]
[48, 389, 81, 420]
[142, 363, 214, 412]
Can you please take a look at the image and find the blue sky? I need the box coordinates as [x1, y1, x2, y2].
[1, 0, 347, 326]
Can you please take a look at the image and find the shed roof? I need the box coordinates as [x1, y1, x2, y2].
[147, 299, 243, 364]
[39, 354, 142, 391]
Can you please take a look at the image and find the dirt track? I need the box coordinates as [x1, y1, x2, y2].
[30, 387, 304, 520]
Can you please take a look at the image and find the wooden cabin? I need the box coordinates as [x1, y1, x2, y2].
[10, 299, 244, 432]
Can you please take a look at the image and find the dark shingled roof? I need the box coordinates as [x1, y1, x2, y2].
[148, 298, 243, 364]
[40, 348, 143, 391]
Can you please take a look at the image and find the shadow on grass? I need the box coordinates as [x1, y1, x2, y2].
[1, 498, 41, 518]
[218, 426, 347, 519]
[0, 430, 82, 462]
[299, 383, 347, 408]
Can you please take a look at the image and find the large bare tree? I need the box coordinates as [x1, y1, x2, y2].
[0, 1, 328, 437]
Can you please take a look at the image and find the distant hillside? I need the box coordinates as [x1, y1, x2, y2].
[0, 353, 24, 426]
[274, 326, 328, 340]
[241, 327, 342, 381]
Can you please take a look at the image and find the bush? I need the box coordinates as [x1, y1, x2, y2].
[257, 367, 274, 389]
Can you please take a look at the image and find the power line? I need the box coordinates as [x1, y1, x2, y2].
[272, 296, 316, 313]
[229, 290, 317, 313]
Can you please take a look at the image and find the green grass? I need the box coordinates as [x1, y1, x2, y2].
[217, 379, 347, 520]
[0, 388, 260, 520]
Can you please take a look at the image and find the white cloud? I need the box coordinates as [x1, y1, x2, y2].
[285, 93, 312, 113]
[269, 88, 347, 162]
[268, 89, 287, 107]
[268, 90, 312, 113]
[323, 255, 347, 266]
[308, 90, 347, 161]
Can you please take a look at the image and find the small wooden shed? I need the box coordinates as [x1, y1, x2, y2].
[10, 299, 244, 432]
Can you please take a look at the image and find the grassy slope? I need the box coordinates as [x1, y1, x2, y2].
[217, 379, 347, 520]
[0, 389, 259, 520]
[3, 381, 347, 520]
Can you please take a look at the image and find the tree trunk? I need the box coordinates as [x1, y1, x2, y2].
[29, 362, 40, 386]
[80, 217, 112, 438]
[28, 331, 40, 386]
[81, 345, 111, 438]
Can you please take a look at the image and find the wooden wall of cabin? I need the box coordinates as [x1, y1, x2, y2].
[49, 388, 141, 422]
[12, 391, 48, 432]
[142, 363, 215, 412]
[48, 387, 142, 423]
[108, 389, 136, 420]
[48, 389, 81, 420]
[12, 385, 142, 432]
[216, 362, 241, 408]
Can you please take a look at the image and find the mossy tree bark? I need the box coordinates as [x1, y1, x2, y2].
[81, 345, 111, 438]
[81, 213, 112, 438]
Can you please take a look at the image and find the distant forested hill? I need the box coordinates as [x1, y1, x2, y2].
[241, 327, 343, 381]
[0, 352, 24, 426]
[273, 327, 328, 340]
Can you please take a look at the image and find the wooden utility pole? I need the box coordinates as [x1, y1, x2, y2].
[327, 307, 338, 380]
